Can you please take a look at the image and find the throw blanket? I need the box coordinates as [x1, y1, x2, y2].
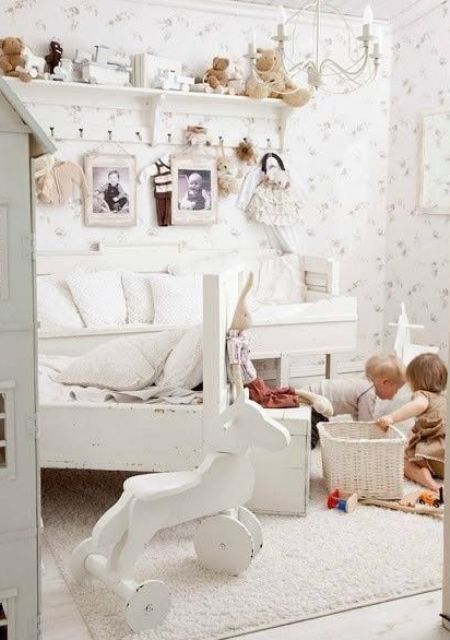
[39, 354, 202, 405]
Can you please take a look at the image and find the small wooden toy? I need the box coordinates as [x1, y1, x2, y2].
[361, 487, 444, 519]
[327, 489, 358, 513]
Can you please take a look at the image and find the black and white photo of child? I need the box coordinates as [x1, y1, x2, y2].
[178, 169, 212, 211]
[93, 167, 130, 214]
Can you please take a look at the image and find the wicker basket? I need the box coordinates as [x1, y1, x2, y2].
[318, 421, 407, 500]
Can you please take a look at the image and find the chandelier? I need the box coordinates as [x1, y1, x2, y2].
[247, 1, 383, 95]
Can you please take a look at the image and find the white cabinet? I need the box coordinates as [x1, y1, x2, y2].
[248, 406, 311, 516]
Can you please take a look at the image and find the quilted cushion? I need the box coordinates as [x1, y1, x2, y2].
[122, 271, 155, 324]
[66, 270, 127, 327]
[157, 324, 202, 389]
[57, 330, 183, 391]
[37, 276, 84, 330]
[150, 274, 203, 325]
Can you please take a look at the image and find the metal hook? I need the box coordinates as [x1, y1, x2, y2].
[49, 126, 55, 138]
[266, 137, 272, 149]
[79, 128, 84, 139]
[135, 131, 142, 142]
[243, 136, 248, 143]
[108, 130, 112, 141]
[167, 132, 172, 143]
[218, 135, 224, 144]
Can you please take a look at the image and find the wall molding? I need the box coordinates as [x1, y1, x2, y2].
[393, 0, 446, 30]
[124, 0, 389, 27]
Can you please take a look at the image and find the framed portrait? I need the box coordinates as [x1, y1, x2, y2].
[84, 154, 136, 227]
[171, 154, 217, 225]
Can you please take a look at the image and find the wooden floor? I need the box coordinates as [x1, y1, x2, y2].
[41, 537, 447, 640]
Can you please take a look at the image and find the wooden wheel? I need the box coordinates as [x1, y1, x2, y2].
[194, 514, 254, 576]
[238, 507, 263, 556]
[125, 580, 171, 632]
[70, 537, 94, 584]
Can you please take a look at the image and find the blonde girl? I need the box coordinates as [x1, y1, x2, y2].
[377, 353, 447, 492]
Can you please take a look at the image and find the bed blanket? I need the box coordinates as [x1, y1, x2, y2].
[39, 355, 202, 405]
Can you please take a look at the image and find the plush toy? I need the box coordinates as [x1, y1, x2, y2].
[246, 48, 311, 108]
[22, 45, 46, 78]
[235, 139, 258, 165]
[185, 125, 211, 146]
[217, 155, 241, 197]
[0, 37, 32, 82]
[204, 56, 230, 92]
[45, 39, 63, 74]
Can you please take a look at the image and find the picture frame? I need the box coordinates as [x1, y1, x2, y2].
[84, 153, 136, 227]
[171, 154, 218, 225]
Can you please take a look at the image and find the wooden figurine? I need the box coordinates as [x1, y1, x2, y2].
[71, 386, 290, 632]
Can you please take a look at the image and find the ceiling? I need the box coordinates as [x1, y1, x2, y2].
[226, 0, 428, 21]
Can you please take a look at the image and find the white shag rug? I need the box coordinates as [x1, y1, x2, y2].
[42, 451, 442, 640]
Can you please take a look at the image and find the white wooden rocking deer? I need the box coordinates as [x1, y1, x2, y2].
[71, 271, 290, 633]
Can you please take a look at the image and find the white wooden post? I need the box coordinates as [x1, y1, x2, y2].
[0, 76, 54, 640]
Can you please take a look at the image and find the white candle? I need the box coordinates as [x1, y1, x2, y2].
[363, 4, 373, 26]
[362, 4, 373, 38]
[248, 29, 256, 57]
[374, 29, 383, 56]
[277, 4, 286, 38]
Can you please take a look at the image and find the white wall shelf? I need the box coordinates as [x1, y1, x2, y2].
[4, 77, 292, 149]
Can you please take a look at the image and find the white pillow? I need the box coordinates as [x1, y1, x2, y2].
[168, 253, 240, 275]
[157, 325, 202, 389]
[122, 272, 155, 324]
[66, 270, 127, 327]
[57, 330, 183, 391]
[37, 276, 84, 330]
[150, 274, 203, 325]
[254, 254, 306, 304]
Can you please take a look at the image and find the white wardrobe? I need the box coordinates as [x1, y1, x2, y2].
[0, 77, 54, 640]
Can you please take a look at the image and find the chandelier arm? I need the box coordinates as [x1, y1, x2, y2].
[319, 52, 371, 79]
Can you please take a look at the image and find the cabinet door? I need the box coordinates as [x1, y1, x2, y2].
[0, 132, 39, 639]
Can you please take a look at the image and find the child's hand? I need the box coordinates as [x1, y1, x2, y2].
[113, 197, 119, 201]
[376, 415, 394, 432]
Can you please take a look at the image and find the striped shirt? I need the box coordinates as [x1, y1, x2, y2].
[139, 158, 172, 195]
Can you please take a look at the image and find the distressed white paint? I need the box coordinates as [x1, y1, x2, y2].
[71, 390, 289, 632]
[0, 78, 53, 640]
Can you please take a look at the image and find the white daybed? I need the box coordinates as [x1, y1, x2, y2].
[38, 266, 239, 471]
[37, 245, 357, 472]
[37, 244, 358, 385]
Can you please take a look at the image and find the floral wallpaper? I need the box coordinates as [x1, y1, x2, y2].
[385, 2, 450, 356]
[1, 0, 392, 363]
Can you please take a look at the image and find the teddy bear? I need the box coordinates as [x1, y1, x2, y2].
[217, 155, 241, 197]
[45, 40, 63, 74]
[0, 37, 32, 82]
[204, 57, 230, 92]
[246, 48, 311, 108]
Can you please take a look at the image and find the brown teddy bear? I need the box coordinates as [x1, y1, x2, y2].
[204, 57, 230, 92]
[0, 37, 32, 82]
[246, 48, 310, 108]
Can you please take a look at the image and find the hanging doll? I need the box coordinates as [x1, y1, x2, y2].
[246, 152, 303, 226]
[139, 153, 172, 226]
[227, 273, 333, 415]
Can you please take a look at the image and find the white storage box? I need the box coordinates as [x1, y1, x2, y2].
[318, 421, 406, 500]
[247, 405, 311, 516]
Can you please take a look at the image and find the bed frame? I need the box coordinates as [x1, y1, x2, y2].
[39, 263, 239, 471]
[36, 244, 358, 385]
